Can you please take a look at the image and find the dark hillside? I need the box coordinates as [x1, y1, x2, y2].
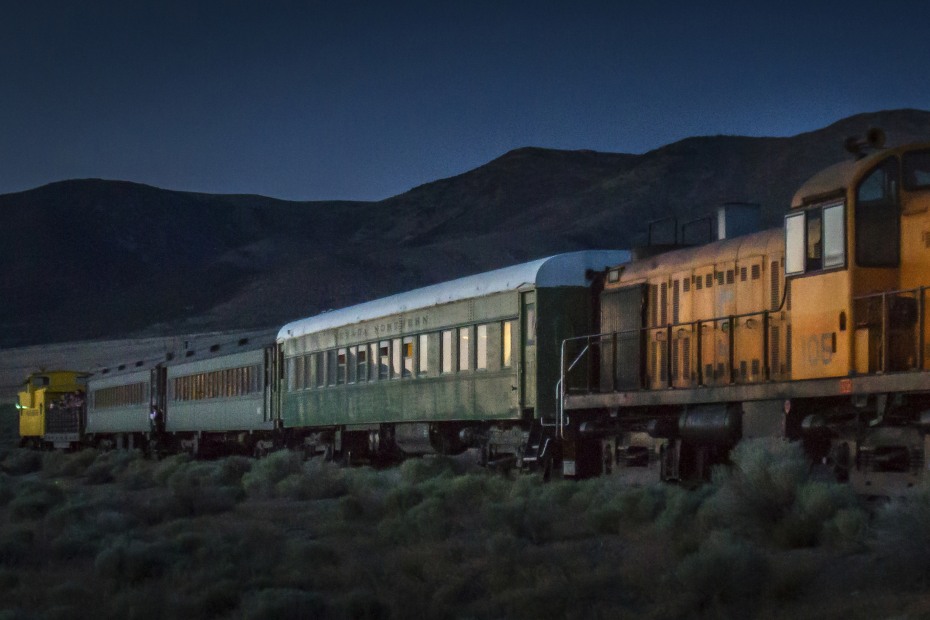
[2, 109, 929, 346]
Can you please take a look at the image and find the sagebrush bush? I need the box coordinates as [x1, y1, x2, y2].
[670, 530, 770, 613]
[41, 448, 100, 478]
[94, 536, 175, 584]
[275, 460, 349, 501]
[243, 450, 303, 498]
[8, 478, 65, 521]
[872, 487, 930, 586]
[696, 439, 863, 549]
[165, 459, 246, 516]
[240, 588, 328, 620]
[397, 455, 458, 484]
[84, 449, 144, 484]
[0, 526, 35, 568]
[1, 449, 43, 475]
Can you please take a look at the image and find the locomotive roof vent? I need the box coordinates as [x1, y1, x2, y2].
[716, 202, 761, 241]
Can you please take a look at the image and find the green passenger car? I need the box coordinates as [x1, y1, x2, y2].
[277, 251, 628, 458]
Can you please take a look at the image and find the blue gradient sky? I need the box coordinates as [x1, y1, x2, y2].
[2, 1, 929, 201]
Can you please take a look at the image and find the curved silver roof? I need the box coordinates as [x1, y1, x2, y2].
[277, 250, 630, 341]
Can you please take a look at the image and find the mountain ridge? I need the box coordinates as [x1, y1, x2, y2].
[2, 108, 929, 347]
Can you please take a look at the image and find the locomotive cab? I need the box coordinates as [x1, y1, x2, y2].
[785, 140, 930, 379]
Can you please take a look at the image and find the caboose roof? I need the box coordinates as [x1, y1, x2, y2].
[277, 250, 630, 341]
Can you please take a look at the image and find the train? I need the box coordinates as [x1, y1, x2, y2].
[15, 133, 930, 494]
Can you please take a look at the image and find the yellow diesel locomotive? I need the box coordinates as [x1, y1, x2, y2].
[562, 134, 930, 493]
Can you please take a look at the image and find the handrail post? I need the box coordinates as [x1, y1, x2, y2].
[881, 292, 890, 373]
[696, 320, 703, 386]
[918, 287, 925, 370]
[558, 339, 566, 438]
[666, 324, 673, 388]
[762, 311, 770, 381]
[729, 315, 736, 384]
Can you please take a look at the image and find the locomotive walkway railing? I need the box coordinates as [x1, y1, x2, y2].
[558, 284, 929, 439]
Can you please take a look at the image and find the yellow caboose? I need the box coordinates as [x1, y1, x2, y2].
[17, 371, 87, 449]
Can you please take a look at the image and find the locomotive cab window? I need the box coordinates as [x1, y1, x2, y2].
[855, 157, 900, 267]
[903, 149, 930, 189]
[784, 202, 846, 275]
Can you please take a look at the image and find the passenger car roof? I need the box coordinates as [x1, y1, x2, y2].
[277, 250, 630, 341]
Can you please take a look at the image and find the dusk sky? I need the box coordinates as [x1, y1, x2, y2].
[3, 1, 929, 201]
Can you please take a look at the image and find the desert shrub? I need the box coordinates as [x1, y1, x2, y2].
[0, 472, 15, 505]
[588, 484, 671, 535]
[8, 479, 65, 521]
[0, 526, 35, 567]
[118, 457, 157, 490]
[275, 460, 349, 500]
[151, 453, 192, 486]
[341, 589, 390, 620]
[84, 450, 143, 484]
[1, 449, 43, 475]
[670, 531, 770, 614]
[243, 450, 303, 498]
[770, 481, 863, 548]
[94, 536, 175, 584]
[165, 460, 246, 516]
[397, 455, 458, 484]
[240, 588, 328, 620]
[169, 578, 240, 619]
[871, 488, 930, 587]
[41, 448, 100, 478]
[697, 439, 864, 549]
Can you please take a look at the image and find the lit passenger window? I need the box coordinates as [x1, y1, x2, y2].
[402, 337, 415, 377]
[441, 330, 453, 373]
[476, 325, 488, 370]
[459, 328, 471, 371]
[502, 321, 513, 367]
[418, 334, 429, 375]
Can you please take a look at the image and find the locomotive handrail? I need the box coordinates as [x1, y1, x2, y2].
[559, 283, 930, 412]
[559, 304, 784, 407]
[852, 285, 928, 373]
[557, 342, 590, 437]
